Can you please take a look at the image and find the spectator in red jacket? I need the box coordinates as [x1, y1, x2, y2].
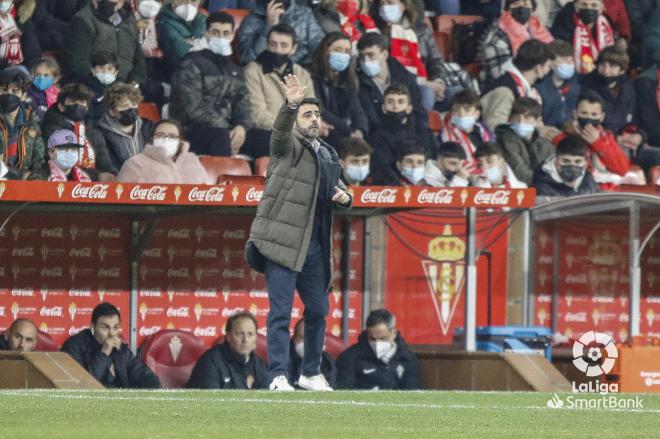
[553, 89, 630, 189]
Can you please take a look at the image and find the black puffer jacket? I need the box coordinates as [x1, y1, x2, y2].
[335, 331, 421, 390]
[96, 112, 153, 171]
[187, 341, 268, 389]
[61, 329, 161, 388]
[580, 71, 636, 134]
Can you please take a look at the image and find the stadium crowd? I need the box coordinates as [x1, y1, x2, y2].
[0, 0, 656, 194]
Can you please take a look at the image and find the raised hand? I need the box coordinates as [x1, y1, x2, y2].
[280, 74, 306, 106]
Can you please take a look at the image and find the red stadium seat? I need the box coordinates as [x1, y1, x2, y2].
[199, 156, 252, 183]
[139, 330, 208, 388]
[433, 31, 450, 61]
[254, 157, 270, 177]
[138, 102, 161, 123]
[435, 15, 484, 62]
[650, 166, 660, 186]
[215, 333, 268, 362]
[36, 330, 59, 351]
[323, 334, 347, 359]
[428, 110, 443, 134]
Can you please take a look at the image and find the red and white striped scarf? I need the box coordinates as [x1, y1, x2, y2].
[0, 7, 24, 65]
[72, 122, 97, 169]
[48, 160, 91, 182]
[572, 13, 614, 74]
[506, 63, 542, 103]
[440, 112, 478, 159]
[389, 22, 427, 78]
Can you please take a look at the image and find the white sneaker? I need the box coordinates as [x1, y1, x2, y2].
[269, 375, 295, 391]
[298, 374, 333, 391]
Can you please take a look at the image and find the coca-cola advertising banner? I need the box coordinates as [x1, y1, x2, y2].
[534, 221, 660, 344]
[384, 209, 510, 344]
[0, 213, 364, 347]
[0, 181, 535, 209]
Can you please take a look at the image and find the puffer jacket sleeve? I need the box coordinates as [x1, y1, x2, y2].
[171, 58, 228, 128]
[237, 14, 270, 66]
[228, 68, 254, 130]
[270, 103, 297, 157]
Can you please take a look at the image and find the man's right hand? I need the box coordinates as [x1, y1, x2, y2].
[279, 74, 306, 106]
[457, 161, 475, 181]
[266, 0, 285, 26]
[101, 337, 122, 356]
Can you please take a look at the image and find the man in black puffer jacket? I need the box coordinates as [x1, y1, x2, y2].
[61, 303, 160, 388]
[336, 309, 421, 390]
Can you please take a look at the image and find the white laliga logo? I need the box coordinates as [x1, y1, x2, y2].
[572, 331, 618, 376]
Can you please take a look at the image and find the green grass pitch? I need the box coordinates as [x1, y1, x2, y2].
[2, 389, 659, 438]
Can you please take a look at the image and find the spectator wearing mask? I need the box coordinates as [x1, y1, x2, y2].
[0, 318, 37, 352]
[83, 51, 121, 122]
[479, 0, 554, 83]
[170, 12, 252, 157]
[0, 69, 44, 179]
[62, 303, 161, 389]
[0, 0, 41, 69]
[310, 32, 368, 150]
[131, 0, 166, 104]
[634, 64, 660, 146]
[38, 129, 95, 181]
[440, 89, 494, 164]
[580, 46, 635, 134]
[63, 0, 146, 87]
[237, 0, 325, 66]
[339, 136, 373, 185]
[117, 119, 212, 183]
[533, 134, 600, 195]
[356, 32, 427, 133]
[27, 57, 61, 120]
[480, 39, 553, 132]
[96, 82, 152, 170]
[472, 142, 527, 188]
[313, 0, 378, 50]
[496, 97, 554, 185]
[244, 24, 315, 158]
[551, 0, 617, 74]
[188, 312, 268, 389]
[424, 141, 472, 187]
[372, 141, 427, 186]
[615, 123, 660, 176]
[554, 90, 630, 188]
[41, 83, 116, 179]
[288, 320, 337, 388]
[156, 0, 205, 78]
[367, 83, 436, 184]
[336, 309, 421, 390]
[536, 39, 581, 128]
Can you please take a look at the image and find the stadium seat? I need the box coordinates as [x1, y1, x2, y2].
[254, 157, 270, 177]
[323, 334, 346, 359]
[139, 330, 208, 388]
[433, 32, 450, 61]
[138, 102, 161, 123]
[435, 15, 484, 61]
[650, 166, 660, 186]
[428, 110, 443, 134]
[199, 156, 252, 183]
[36, 330, 59, 351]
[215, 333, 268, 362]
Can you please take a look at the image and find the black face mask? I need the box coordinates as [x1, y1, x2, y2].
[96, 0, 118, 18]
[383, 110, 408, 126]
[594, 72, 624, 88]
[256, 50, 291, 74]
[64, 104, 88, 122]
[0, 93, 21, 114]
[117, 108, 139, 126]
[577, 117, 601, 128]
[578, 8, 599, 25]
[511, 6, 531, 24]
[558, 164, 584, 182]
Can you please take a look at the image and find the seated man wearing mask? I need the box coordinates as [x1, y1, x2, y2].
[288, 319, 337, 388]
[0, 318, 38, 352]
[36, 129, 96, 181]
[336, 309, 420, 390]
[424, 141, 472, 188]
[188, 312, 268, 389]
[340, 137, 373, 186]
[472, 142, 527, 189]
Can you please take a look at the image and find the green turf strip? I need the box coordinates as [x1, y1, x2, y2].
[1, 390, 659, 438]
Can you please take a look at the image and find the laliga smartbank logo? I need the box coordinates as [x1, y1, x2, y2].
[546, 331, 643, 410]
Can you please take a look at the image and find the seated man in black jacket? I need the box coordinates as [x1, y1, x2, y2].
[533, 134, 600, 197]
[188, 312, 268, 389]
[288, 319, 336, 388]
[336, 309, 421, 390]
[61, 303, 161, 388]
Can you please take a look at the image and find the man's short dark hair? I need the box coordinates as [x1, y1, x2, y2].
[510, 97, 542, 119]
[0, 68, 31, 93]
[268, 23, 297, 45]
[474, 142, 504, 159]
[91, 51, 119, 68]
[513, 39, 554, 72]
[556, 135, 588, 157]
[505, 0, 537, 10]
[451, 89, 481, 111]
[383, 83, 411, 102]
[57, 83, 93, 105]
[299, 97, 320, 110]
[91, 303, 120, 325]
[207, 11, 234, 30]
[576, 89, 605, 110]
[397, 141, 426, 161]
[548, 39, 574, 59]
[357, 32, 389, 52]
[597, 46, 629, 71]
[225, 311, 258, 334]
[340, 137, 373, 159]
[435, 141, 467, 160]
[366, 309, 396, 331]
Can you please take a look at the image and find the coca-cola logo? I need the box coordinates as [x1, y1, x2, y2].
[194, 249, 217, 258]
[41, 228, 63, 238]
[222, 268, 244, 279]
[129, 185, 167, 201]
[222, 230, 245, 240]
[69, 289, 92, 297]
[167, 268, 189, 279]
[11, 247, 34, 257]
[41, 267, 63, 277]
[166, 307, 190, 317]
[68, 326, 88, 336]
[473, 190, 510, 205]
[565, 312, 587, 322]
[245, 187, 263, 202]
[40, 306, 63, 317]
[139, 290, 162, 297]
[360, 188, 398, 204]
[11, 289, 34, 296]
[167, 229, 190, 239]
[565, 274, 587, 284]
[139, 326, 161, 336]
[143, 248, 162, 258]
[249, 290, 268, 298]
[194, 290, 217, 298]
[71, 183, 109, 200]
[188, 186, 225, 203]
[98, 268, 121, 278]
[221, 307, 245, 317]
[194, 327, 217, 337]
[69, 247, 92, 257]
[98, 228, 121, 239]
[417, 189, 455, 204]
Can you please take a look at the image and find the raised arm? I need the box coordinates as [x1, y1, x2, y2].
[271, 74, 306, 157]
